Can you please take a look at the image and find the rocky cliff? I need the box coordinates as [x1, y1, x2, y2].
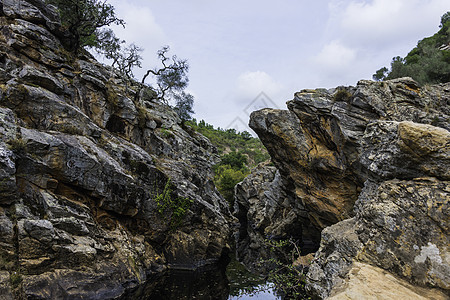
[246, 78, 449, 298]
[234, 162, 319, 272]
[0, 0, 232, 298]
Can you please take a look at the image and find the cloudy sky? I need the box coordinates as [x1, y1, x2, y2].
[105, 0, 448, 132]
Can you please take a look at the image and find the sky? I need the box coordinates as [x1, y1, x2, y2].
[104, 0, 448, 133]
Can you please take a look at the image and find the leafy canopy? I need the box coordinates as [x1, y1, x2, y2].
[187, 119, 270, 206]
[46, 0, 124, 51]
[141, 46, 194, 120]
[373, 11, 450, 84]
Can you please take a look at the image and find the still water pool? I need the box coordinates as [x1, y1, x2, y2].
[126, 258, 281, 299]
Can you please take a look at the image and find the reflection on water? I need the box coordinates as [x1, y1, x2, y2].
[226, 257, 280, 299]
[125, 257, 280, 300]
[126, 267, 229, 299]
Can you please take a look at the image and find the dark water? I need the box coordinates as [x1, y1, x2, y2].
[127, 258, 280, 300]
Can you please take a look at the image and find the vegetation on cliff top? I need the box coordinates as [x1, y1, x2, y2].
[187, 119, 270, 205]
[373, 11, 450, 84]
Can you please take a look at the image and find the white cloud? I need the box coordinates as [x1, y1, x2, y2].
[236, 71, 283, 100]
[333, 0, 449, 47]
[315, 40, 357, 71]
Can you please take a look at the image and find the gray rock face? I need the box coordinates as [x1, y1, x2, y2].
[250, 78, 450, 232]
[305, 121, 449, 298]
[356, 178, 449, 289]
[361, 121, 450, 180]
[249, 78, 449, 298]
[307, 176, 450, 299]
[234, 163, 319, 272]
[0, 1, 232, 298]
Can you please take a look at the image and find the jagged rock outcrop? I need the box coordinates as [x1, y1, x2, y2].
[234, 162, 320, 272]
[250, 78, 449, 231]
[0, 1, 232, 298]
[249, 78, 449, 298]
[307, 123, 449, 298]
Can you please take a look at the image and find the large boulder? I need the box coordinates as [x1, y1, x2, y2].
[250, 78, 449, 232]
[306, 120, 449, 299]
[249, 78, 450, 298]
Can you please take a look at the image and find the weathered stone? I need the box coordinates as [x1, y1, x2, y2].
[0, 108, 17, 204]
[0, 209, 15, 270]
[250, 78, 450, 299]
[328, 262, 449, 300]
[22, 267, 136, 300]
[2, 0, 61, 32]
[361, 121, 450, 180]
[234, 163, 319, 272]
[51, 217, 89, 236]
[23, 219, 56, 244]
[356, 178, 449, 290]
[306, 177, 450, 298]
[250, 107, 361, 230]
[18, 65, 64, 94]
[0, 271, 14, 300]
[306, 218, 363, 299]
[251, 78, 450, 234]
[0, 145, 16, 205]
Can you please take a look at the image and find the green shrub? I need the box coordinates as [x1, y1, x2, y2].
[259, 239, 310, 299]
[333, 89, 352, 102]
[373, 12, 450, 85]
[214, 165, 249, 206]
[9, 272, 22, 289]
[154, 179, 193, 230]
[7, 138, 26, 153]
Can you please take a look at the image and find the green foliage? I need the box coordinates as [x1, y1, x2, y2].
[186, 119, 270, 207]
[373, 11, 450, 84]
[139, 46, 195, 119]
[46, 0, 124, 52]
[259, 238, 310, 299]
[141, 47, 190, 98]
[159, 127, 174, 139]
[187, 119, 270, 166]
[220, 151, 247, 169]
[9, 272, 22, 289]
[111, 43, 143, 81]
[440, 12, 450, 28]
[333, 88, 352, 102]
[373, 67, 388, 81]
[154, 179, 193, 230]
[7, 138, 26, 153]
[173, 91, 194, 121]
[214, 164, 249, 205]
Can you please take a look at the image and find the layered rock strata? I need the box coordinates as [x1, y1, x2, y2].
[0, 0, 232, 298]
[234, 162, 319, 272]
[249, 78, 449, 298]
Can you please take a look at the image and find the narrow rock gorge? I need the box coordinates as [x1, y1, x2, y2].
[236, 78, 449, 298]
[0, 1, 449, 299]
[0, 1, 233, 298]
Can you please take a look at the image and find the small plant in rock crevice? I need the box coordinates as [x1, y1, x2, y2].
[154, 179, 193, 231]
[7, 138, 26, 153]
[258, 238, 311, 299]
[333, 88, 352, 102]
[9, 271, 22, 289]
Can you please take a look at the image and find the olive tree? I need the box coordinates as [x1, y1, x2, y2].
[141, 46, 195, 120]
[46, 0, 124, 51]
[141, 46, 189, 102]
